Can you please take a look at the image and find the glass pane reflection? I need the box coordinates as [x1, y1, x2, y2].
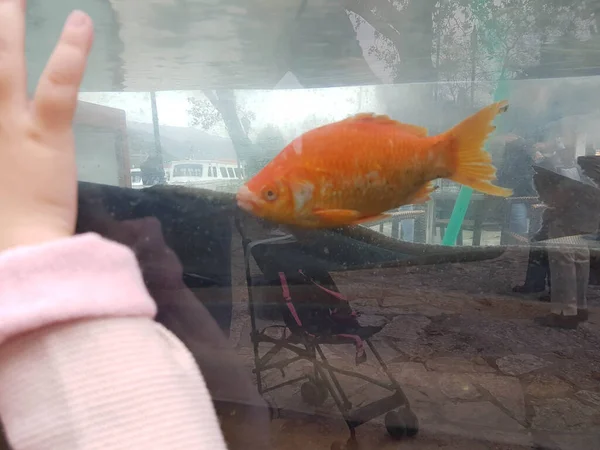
[19, 1, 600, 449]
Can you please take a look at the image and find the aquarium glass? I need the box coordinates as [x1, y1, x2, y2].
[16, 1, 600, 449]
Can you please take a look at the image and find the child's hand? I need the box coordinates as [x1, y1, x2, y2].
[0, 3, 93, 252]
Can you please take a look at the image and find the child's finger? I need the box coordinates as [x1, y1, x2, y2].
[33, 10, 93, 131]
[0, 0, 27, 108]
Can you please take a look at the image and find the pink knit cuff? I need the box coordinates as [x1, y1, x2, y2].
[0, 232, 157, 345]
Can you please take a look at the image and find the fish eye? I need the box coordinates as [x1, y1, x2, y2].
[264, 189, 278, 202]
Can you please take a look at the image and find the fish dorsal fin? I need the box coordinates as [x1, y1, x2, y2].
[344, 113, 428, 137]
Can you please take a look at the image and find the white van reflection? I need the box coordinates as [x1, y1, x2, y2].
[166, 159, 245, 193]
[130, 168, 144, 189]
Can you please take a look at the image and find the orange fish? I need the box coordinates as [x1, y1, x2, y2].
[237, 100, 512, 228]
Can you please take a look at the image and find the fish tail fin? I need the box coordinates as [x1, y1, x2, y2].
[441, 100, 513, 197]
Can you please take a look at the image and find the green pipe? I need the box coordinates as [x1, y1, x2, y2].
[441, 6, 508, 246]
[441, 186, 473, 246]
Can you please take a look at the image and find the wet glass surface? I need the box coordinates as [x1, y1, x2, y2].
[13, 1, 600, 449]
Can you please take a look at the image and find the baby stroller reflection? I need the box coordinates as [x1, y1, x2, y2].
[236, 216, 419, 449]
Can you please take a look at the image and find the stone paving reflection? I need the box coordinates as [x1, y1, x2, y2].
[228, 247, 600, 449]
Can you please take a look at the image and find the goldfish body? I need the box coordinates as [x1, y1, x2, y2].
[237, 101, 512, 229]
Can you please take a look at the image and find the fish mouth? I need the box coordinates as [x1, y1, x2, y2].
[236, 185, 261, 212]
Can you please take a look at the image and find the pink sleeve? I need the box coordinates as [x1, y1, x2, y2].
[0, 233, 228, 449]
[0, 232, 157, 344]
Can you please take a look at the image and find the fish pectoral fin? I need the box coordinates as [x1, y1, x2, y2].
[344, 113, 428, 137]
[312, 208, 363, 226]
[407, 183, 438, 204]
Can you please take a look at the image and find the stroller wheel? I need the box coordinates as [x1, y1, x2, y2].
[385, 409, 419, 439]
[402, 409, 419, 437]
[300, 381, 329, 407]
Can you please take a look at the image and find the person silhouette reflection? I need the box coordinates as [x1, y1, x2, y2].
[534, 149, 599, 329]
[497, 136, 536, 235]
[141, 154, 166, 186]
[512, 140, 561, 296]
